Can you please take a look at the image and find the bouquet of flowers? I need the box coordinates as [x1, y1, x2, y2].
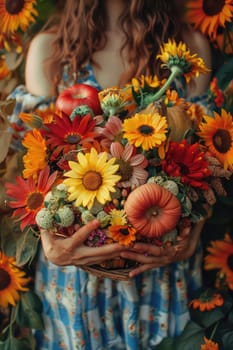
[5, 39, 233, 280]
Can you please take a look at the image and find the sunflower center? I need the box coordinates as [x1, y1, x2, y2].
[27, 192, 44, 210]
[138, 124, 154, 135]
[5, 0, 25, 14]
[227, 254, 233, 271]
[116, 159, 133, 181]
[213, 129, 232, 153]
[0, 268, 11, 291]
[66, 133, 81, 144]
[203, 0, 225, 16]
[82, 171, 102, 190]
[119, 228, 129, 236]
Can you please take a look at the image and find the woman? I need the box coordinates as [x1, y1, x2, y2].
[11, 1, 212, 349]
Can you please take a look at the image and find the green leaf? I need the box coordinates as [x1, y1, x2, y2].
[15, 227, 40, 266]
[0, 335, 35, 350]
[175, 321, 205, 350]
[16, 291, 44, 330]
[35, 0, 57, 21]
[221, 331, 233, 350]
[153, 337, 175, 350]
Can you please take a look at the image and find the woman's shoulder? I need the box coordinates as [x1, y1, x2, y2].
[27, 32, 56, 60]
[25, 32, 56, 97]
[182, 27, 211, 65]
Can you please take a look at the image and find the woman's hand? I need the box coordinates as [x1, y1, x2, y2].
[120, 220, 205, 278]
[40, 220, 127, 267]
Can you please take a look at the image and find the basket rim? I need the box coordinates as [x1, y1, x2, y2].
[81, 265, 133, 281]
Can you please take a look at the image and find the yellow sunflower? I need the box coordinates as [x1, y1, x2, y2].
[0, 252, 30, 308]
[63, 148, 121, 210]
[157, 39, 209, 83]
[184, 0, 233, 40]
[0, 0, 38, 34]
[123, 112, 168, 151]
[204, 233, 233, 290]
[22, 129, 48, 179]
[197, 109, 233, 170]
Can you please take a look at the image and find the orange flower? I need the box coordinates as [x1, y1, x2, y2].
[0, 0, 38, 34]
[205, 233, 233, 289]
[108, 225, 137, 246]
[201, 336, 219, 350]
[5, 166, 57, 230]
[0, 252, 31, 308]
[22, 129, 48, 179]
[189, 292, 224, 311]
[184, 0, 233, 40]
[197, 109, 233, 170]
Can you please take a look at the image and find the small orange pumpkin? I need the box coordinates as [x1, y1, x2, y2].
[138, 101, 193, 142]
[124, 183, 181, 238]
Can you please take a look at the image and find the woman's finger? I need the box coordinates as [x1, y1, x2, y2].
[69, 219, 100, 246]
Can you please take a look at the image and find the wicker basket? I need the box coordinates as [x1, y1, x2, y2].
[81, 257, 138, 280]
[81, 265, 134, 281]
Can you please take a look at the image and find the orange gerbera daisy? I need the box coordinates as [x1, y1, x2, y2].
[34, 103, 57, 124]
[108, 225, 137, 246]
[189, 291, 224, 311]
[44, 113, 97, 160]
[19, 111, 43, 129]
[184, 0, 233, 40]
[0, 252, 30, 308]
[162, 139, 211, 189]
[0, 0, 38, 34]
[205, 233, 233, 289]
[201, 336, 219, 350]
[197, 109, 233, 170]
[22, 129, 48, 179]
[5, 166, 57, 230]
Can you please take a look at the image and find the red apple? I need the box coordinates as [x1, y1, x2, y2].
[56, 83, 102, 116]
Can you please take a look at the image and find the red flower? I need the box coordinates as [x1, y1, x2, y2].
[44, 112, 97, 159]
[162, 140, 211, 189]
[5, 167, 57, 230]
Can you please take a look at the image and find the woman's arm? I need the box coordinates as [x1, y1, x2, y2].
[40, 220, 128, 266]
[25, 33, 55, 97]
[120, 221, 205, 277]
[182, 29, 212, 98]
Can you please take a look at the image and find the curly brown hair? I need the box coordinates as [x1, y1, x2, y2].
[44, 0, 186, 94]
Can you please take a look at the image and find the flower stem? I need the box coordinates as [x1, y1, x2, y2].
[210, 320, 220, 340]
[143, 66, 183, 105]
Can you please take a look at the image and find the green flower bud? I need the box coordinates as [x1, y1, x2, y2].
[162, 180, 179, 196]
[81, 210, 95, 224]
[36, 208, 54, 229]
[56, 206, 75, 227]
[97, 211, 110, 228]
